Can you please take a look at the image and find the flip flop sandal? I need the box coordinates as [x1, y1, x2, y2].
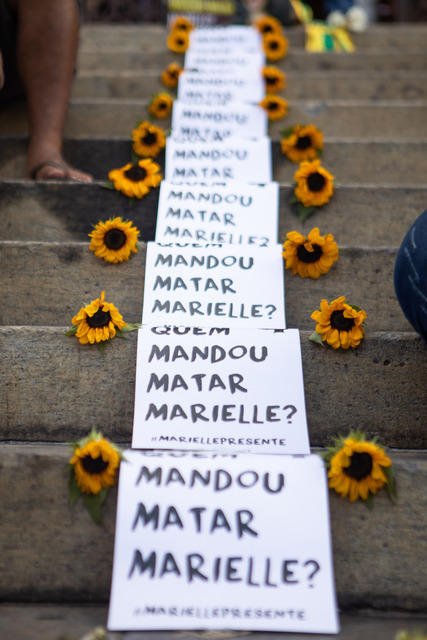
[30, 159, 85, 181]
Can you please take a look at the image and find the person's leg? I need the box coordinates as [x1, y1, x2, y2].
[0, 0, 23, 101]
[394, 209, 427, 341]
[0, 51, 4, 90]
[10, 0, 92, 181]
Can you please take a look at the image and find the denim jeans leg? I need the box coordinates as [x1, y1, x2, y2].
[324, 0, 354, 15]
[394, 209, 427, 341]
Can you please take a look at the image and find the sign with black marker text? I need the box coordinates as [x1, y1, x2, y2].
[185, 50, 265, 72]
[189, 25, 262, 49]
[155, 181, 278, 247]
[141, 243, 286, 328]
[164, 138, 272, 183]
[171, 101, 267, 143]
[132, 327, 309, 453]
[108, 451, 339, 634]
[178, 71, 265, 105]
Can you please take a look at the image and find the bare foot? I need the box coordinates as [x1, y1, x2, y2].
[29, 158, 93, 182]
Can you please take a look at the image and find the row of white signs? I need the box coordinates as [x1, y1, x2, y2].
[108, 25, 339, 634]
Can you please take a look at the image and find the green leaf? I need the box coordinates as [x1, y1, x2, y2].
[297, 203, 317, 223]
[65, 326, 77, 336]
[349, 304, 362, 312]
[121, 323, 141, 332]
[364, 494, 375, 510]
[131, 152, 140, 164]
[280, 126, 295, 138]
[82, 490, 108, 525]
[101, 181, 115, 191]
[68, 471, 81, 505]
[115, 324, 140, 339]
[384, 465, 397, 504]
[309, 331, 324, 346]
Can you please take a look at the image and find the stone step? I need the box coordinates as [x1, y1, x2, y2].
[73, 70, 427, 101]
[1, 605, 427, 640]
[1, 329, 425, 447]
[1, 138, 426, 185]
[0, 444, 425, 610]
[76, 48, 427, 72]
[1, 99, 425, 139]
[1, 181, 425, 248]
[79, 22, 427, 51]
[0, 241, 411, 332]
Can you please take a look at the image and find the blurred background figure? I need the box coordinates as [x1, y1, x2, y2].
[394, 210, 427, 342]
[83, 0, 427, 22]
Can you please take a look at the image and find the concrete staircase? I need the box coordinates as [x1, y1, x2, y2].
[0, 21, 426, 640]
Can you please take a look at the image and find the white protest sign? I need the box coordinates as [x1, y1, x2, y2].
[181, 64, 262, 83]
[189, 25, 262, 49]
[141, 242, 286, 328]
[132, 327, 310, 454]
[155, 181, 278, 247]
[185, 50, 265, 72]
[171, 101, 267, 143]
[178, 71, 265, 105]
[187, 44, 262, 58]
[164, 138, 272, 184]
[108, 451, 339, 634]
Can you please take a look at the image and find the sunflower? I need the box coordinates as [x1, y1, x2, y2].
[89, 217, 140, 264]
[259, 95, 288, 121]
[108, 158, 162, 199]
[161, 61, 183, 89]
[311, 295, 367, 349]
[281, 124, 324, 163]
[327, 434, 393, 502]
[254, 15, 283, 36]
[167, 29, 190, 53]
[283, 227, 338, 278]
[71, 290, 126, 345]
[262, 66, 286, 94]
[70, 432, 121, 495]
[169, 16, 194, 33]
[148, 92, 174, 119]
[294, 159, 334, 207]
[131, 121, 166, 158]
[263, 32, 289, 62]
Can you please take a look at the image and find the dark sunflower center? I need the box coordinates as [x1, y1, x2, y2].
[330, 310, 355, 331]
[104, 228, 126, 251]
[307, 172, 326, 192]
[158, 101, 168, 111]
[141, 131, 157, 146]
[344, 452, 373, 481]
[262, 24, 274, 34]
[268, 40, 279, 50]
[124, 165, 147, 182]
[267, 101, 279, 111]
[87, 309, 111, 328]
[169, 69, 178, 79]
[296, 243, 323, 263]
[81, 454, 109, 475]
[265, 75, 277, 85]
[296, 135, 312, 150]
[176, 37, 185, 46]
